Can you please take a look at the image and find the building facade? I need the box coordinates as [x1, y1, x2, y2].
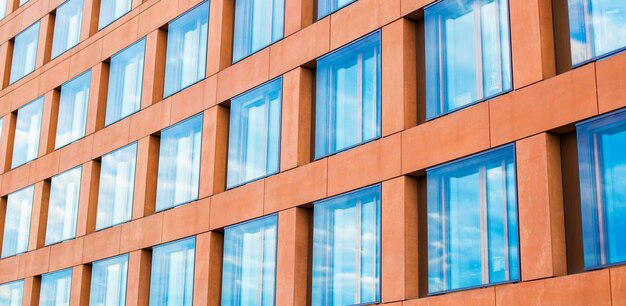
[0, 0, 624, 305]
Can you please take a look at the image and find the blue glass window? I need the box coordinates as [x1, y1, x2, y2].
[427, 145, 519, 294]
[0, 280, 24, 305]
[163, 2, 209, 97]
[227, 78, 282, 188]
[56, 71, 90, 149]
[315, 31, 381, 159]
[221, 215, 277, 306]
[155, 114, 202, 211]
[51, 0, 84, 59]
[106, 38, 145, 126]
[232, 0, 284, 62]
[9, 22, 40, 84]
[0, 0, 7, 21]
[12, 97, 44, 168]
[312, 185, 380, 305]
[39, 269, 72, 306]
[149, 237, 195, 306]
[425, 0, 512, 119]
[96, 142, 137, 230]
[89, 254, 129, 306]
[1, 186, 34, 258]
[569, 0, 626, 66]
[318, 0, 355, 18]
[45, 166, 82, 246]
[98, 0, 132, 30]
[577, 109, 626, 269]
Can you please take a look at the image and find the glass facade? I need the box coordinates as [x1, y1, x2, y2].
[39, 269, 72, 306]
[95, 142, 138, 230]
[232, 0, 284, 62]
[9, 22, 40, 84]
[1, 186, 35, 258]
[227, 77, 282, 188]
[105, 38, 145, 126]
[425, 0, 512, 119]
[155, 114, 202, 211]
[577, 109, 626, 269]
[12, 97, 44, 168]
[426, 145, 520, 294]
[315, 31, 381, 159]
[569, 0, 626, 65]
[312, 185, 381, 306]
[149, 237, 195, 306]
[56, 70, 90, 149]
[318, 0, 355, 18]
[51, 0, 84, 59]
[45, 166, 82, 246]
[98, 0, 132, 30]
[221, 215, 278, 306]
[163, 1, 209, 97]
[89, 254, 129, 306]
[0, 280, 24, 306]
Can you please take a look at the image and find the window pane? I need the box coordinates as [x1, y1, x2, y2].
[0, 280, 24, 306]
[425, 0, 512, 119]
[56, 71, 91, 149]
[0, 0, 7, 21]
[1, 186, 34, 258]
[315, 31, 381, 159]
[163, 2, 209, 97]
[232, 0, 284, 62]
[12, 97, 44, 168]
[106, 38, 145, 126]
[149, 237, 195, 306]
[227, 77, 282, 188]
[569, 0, 626, 65]
[426, 145, 519, 294]
[155, 114, 202, 211]
[45, 166, 82, 246]
[577, 109, 626, 269]
[40, 269, 72, 306]
[10, 22, 40, 84]
[89, 254, 129, 306]
[312, 185, 381, 305]
[19, 0, 27, 6]
[221, 215, 277, 306]
[96, 143, 137, 230]
[98, 0, 131, 30]
[318, 0, 356, 18]
[51, 0, 84, 59]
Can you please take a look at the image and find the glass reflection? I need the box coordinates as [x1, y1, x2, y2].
[0, 280, 24, 306]
[318, 0, 355, 18]
[232, 0, 284, 62]
[39, 269, 72, 306]
[96, 143, 137, 230]
[98, 0, 132, 29]
[56, 71, 91, 149]
[1, 186, 35, 258]
[89, 254, 129, 306]
[106, 38, 145, 126]
[45, 166, 82, 246]
[149, 238, 195, 306]
[12, 97, 44, 169]
[51, 0, 84, 59]
[10, 22, 40, 84]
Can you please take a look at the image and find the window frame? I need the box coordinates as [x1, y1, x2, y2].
[0, 279, 24, 305]
[44, 166, 83, 246]
[9, 21, 40, 85]
[50, 0, 85, 59]
[232, 0, 285, 63]
[39, 268, 73, 306]
[89, 253, 130, 306]
[317, 0, 357, 19]
[97, 0, 132, 30]
[148, 237, 196, 306]
[11, 96, 44, 169]
[55, 70, 91, 149]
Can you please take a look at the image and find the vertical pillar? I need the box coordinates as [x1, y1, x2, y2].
[198, 106, 229, 197]
[132, 135, 159, 219]
[70, 265, 91, 306]
[125, 250, 152, 306]
[0, 42, 14, 89]
[86, 62, 109, 134]
[284, 0, 314, 36]
[0, 112, 16, 172]
[207, 0, 235, 76]
[39, 90, 60, 156]
[76, 161, 100, 236]
[29, 181, 50, 251]
[280, 67, 313, 172]
[141, 29, 167, 108]
[276, 207, 311, 306]
[193, 231, 224, 306]
[21, 276, 41, 306]
[37, 15, 55, 67]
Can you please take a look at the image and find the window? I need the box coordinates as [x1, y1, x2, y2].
[318, 0, 355, 18]
[95, 142, 137, 230]
[0, 280, 24, 305]
[45, 166, 82, 246]
[98, 0, 132, 30]
[426, 145, 519, 294]
[569, 0, 626, 66]
[105, 38, 145, 126]
[315, 31, 381, 159]
[227, 78, 282, 188]
[9, 22, 40, 84]
[1, 186, 34, 258]
[39, 269, 72, 306]
[149, 237, 195, 306]
[56, 71, 90, 149]
[12, 97, 44, 168]
[19, 0, 27, 6]
[51, 0, 84, 59]
[163, 1, 209, 98]
[0, 0, 7, 21]
[232, 0, 284, 62]
[577, 108, 626, 269]
[312, 185, 380, 305]
[425, 0, 512, 119]
[155, 114, 202, 211]
[89, 254, 129, 306]
[221, 215, 277, 306]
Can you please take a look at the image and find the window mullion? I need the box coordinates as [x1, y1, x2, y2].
[474, 1, 484, 99]
[592, 133, 608, 265]
[479, 165, 489, 285]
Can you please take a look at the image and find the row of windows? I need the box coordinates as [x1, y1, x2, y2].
[1, 104, 625, 303]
